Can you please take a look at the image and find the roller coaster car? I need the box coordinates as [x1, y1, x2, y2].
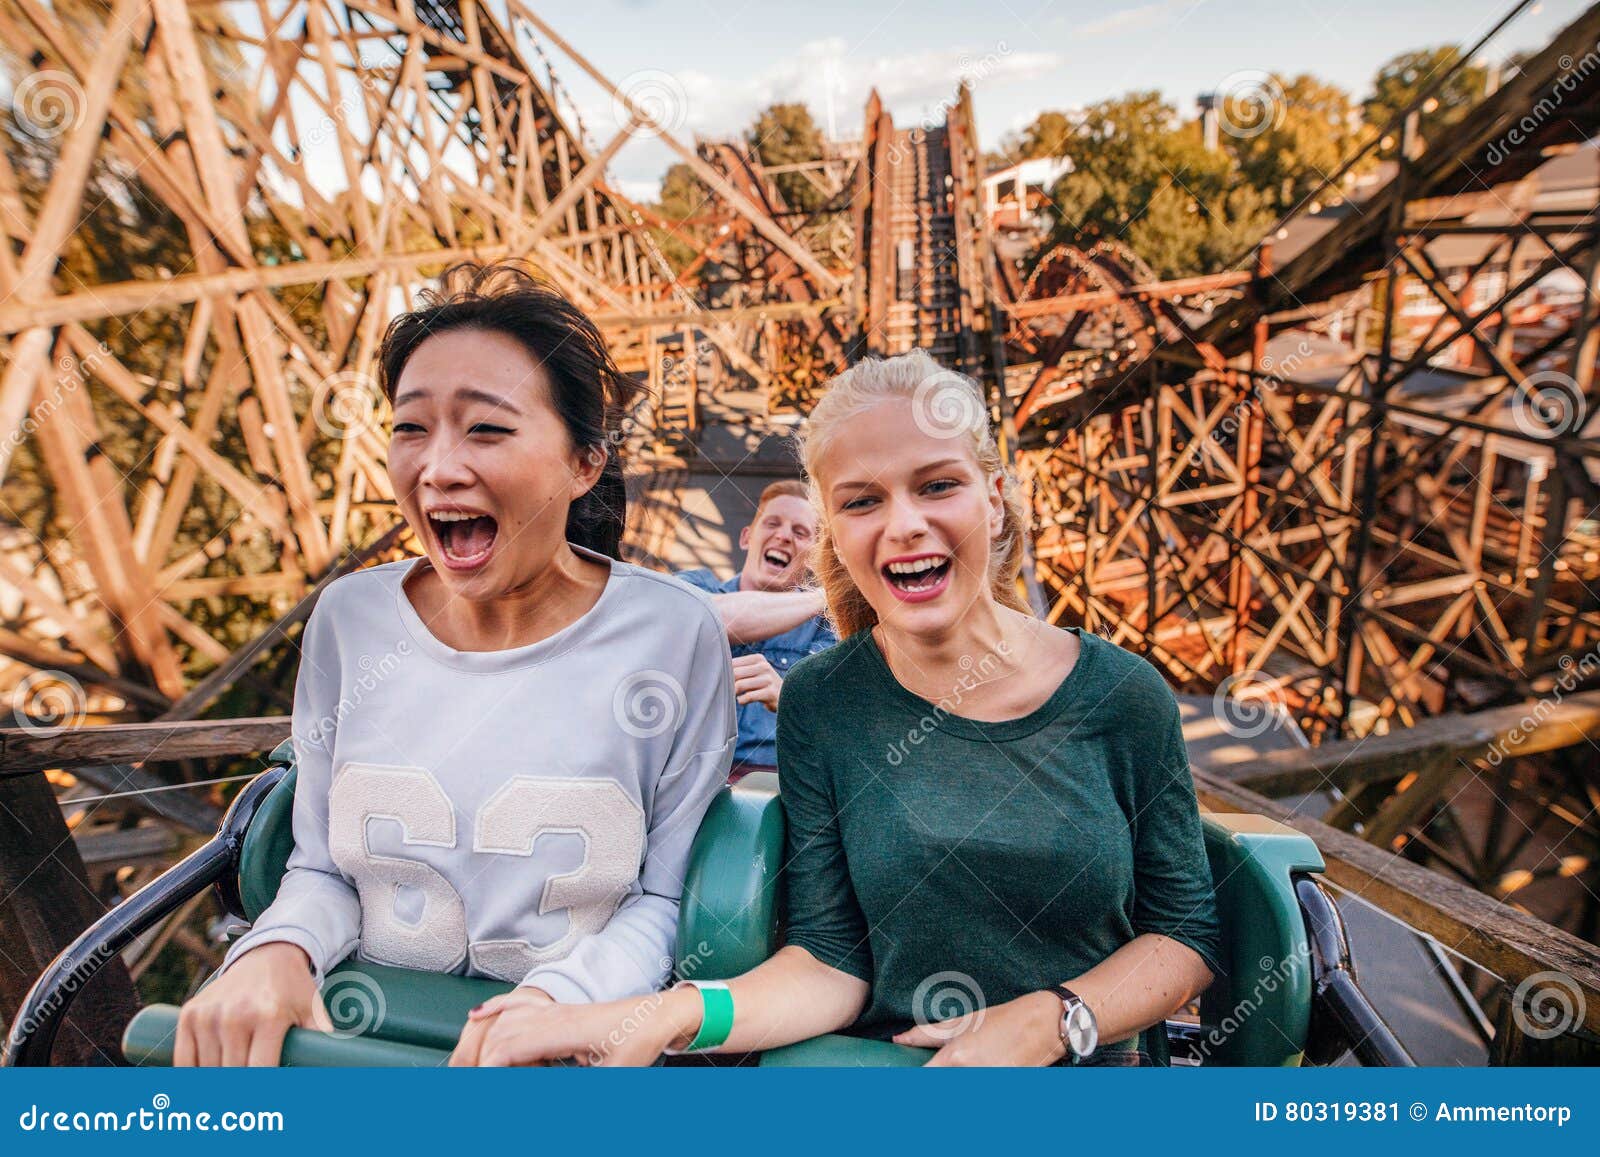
[5, 743, 1411, 1067]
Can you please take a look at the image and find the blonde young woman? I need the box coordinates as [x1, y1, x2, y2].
[464, 349, 1221, 1067]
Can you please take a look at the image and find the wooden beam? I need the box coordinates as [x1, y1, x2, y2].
[1193, 766, 1600, 1034]
[1358, 746, 1468, 848]
[0, 717, 290, 775]
[1005, 270, 1253, 322]
[31, 341, 187, 697]
[592, 298, 843, 329]
[153, 0, 330, 571]
[1216, 692, 1600, 797]
[44, 762, 221, 836]
[74, 825, 179, 866]
[0, 631, 169, 713]
[62, 327, 290, 538]
[510, 0, 843, 295]
[0, 773, 139, 1064]
[0, 0, 151, 482]
[0, 553, 119, 674]
[158, 522, 408, 721]
[514, 113, 640, 253]
[0, 241, 516, 337]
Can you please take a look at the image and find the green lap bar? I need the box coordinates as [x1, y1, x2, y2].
[122, 1005, 452, 1068]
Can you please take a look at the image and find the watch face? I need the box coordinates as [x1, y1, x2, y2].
[1064, 1001, 1098, 1056]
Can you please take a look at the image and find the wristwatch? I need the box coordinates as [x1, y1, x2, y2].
[1052, 984, 1098, 1061]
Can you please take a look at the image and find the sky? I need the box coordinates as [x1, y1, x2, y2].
[4, 0, 1580, 207]
[517, 0, 1589, 199]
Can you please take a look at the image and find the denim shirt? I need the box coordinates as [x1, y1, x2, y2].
[675, 569, 837, 767]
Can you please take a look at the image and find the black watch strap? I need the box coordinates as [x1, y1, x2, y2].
[1052, 984, 1096, 1063]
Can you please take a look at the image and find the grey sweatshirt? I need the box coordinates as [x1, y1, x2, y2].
[220, 549, 735, 1004]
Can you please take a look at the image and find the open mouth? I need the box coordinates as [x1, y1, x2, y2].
[882, 554, 952, 599]
[427, 508, 498, 570]
[762, 548, 793, 572]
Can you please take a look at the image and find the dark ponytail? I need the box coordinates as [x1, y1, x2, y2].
[570, 452, 627, 559]
[376, 262, 644, 558]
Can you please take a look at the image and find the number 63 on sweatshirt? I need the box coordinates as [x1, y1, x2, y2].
[219, 548, 736, 1005]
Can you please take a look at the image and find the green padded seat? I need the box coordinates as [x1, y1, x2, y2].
[123, 748, 1321, 1068]
[123, 763, 786, 1067]
[676, 771, 784, 980]
[759, 1035, 931, 1067]
[123, 1004, 452, 1068]
[1196, 811, 1324, 1066]
[238, 739, 297, 920]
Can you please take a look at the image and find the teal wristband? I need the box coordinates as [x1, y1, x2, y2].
[677, 981, 733, 1053]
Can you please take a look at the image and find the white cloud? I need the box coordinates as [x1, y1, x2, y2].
[569, 36, 1067, 200]
[608, 176, 664, 203]
[586, 37, 1063, 145]
[1077, 0, 1198, 38]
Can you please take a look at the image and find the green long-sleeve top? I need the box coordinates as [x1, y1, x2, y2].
[776, 626, 1223, 1042]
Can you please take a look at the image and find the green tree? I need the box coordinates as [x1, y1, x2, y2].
[658, 161, 711, 220]
[746, 102, 826, 214]
[1001, 110, 1074, 163]
[1364, 46, 1488, 150]
[1045, 92, 1275, 278]
[1230, 74, 1373, 211]
[0, 0, 387, 690]
[649, 161, 712, 270]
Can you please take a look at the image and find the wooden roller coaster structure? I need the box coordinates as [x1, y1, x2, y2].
[3, 0, 1600, 1062]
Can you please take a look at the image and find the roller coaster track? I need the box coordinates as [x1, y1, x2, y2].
[852, 88, 1001, 384]
[995, 2, 1600, 735]
[844, 4, 1600, 962]
[1204, 1, 1600, 354]
[3, 0, 1600, 1063]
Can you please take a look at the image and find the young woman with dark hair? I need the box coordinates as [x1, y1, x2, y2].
[374, 264, 637, 560]
[173, 263, 735, 1067]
